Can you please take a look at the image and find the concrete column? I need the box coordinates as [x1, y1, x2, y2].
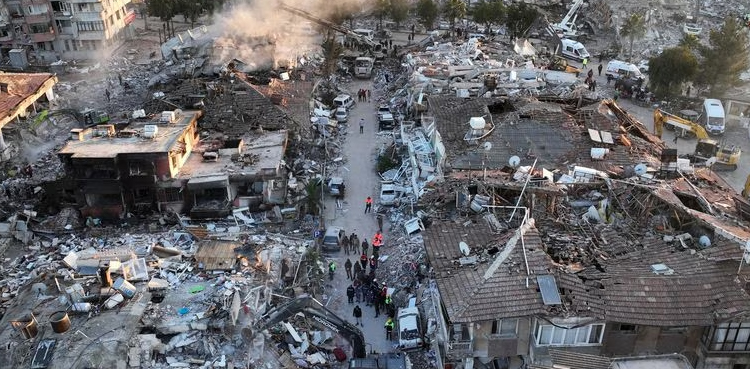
[0, 129, 9, 161]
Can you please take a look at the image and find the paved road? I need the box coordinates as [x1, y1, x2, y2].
[320, 77, 396, 357]
[575, 60, 750, 192]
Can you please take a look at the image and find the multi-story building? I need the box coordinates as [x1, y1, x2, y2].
[0, 0, 134, 63]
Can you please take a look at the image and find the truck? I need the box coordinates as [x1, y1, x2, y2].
[653, 109, 741, 171]
[354, 57, 375, 79]
[256, 296, 409, 368]
[547, 56, 581, 74]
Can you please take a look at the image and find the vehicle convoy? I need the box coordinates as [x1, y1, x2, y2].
[256, 296, 408, 368]
[653, 109, 741, 171]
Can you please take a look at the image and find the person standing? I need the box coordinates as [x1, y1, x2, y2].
[353, 261, 362, 280]
[347, 284, 355, 303]
[597, 63, 603, 76]
[366, 89, 371, 102]
[591, 79, 597, 92]
[385, 317, 394, 340]
[328, 261, 336, 280]
[376, 214, 383, 232]
[360, 253, 368, 269]
[582, 57, 588, 70]
[365, 196, 373, 213]
[353, 305, 363, 326]
[345, 258, 353, 280]
[105, 89, 111, 102]
[359, 118, 365, 134]
[342, 236, 350, 255]
[361, 239, 369, 256]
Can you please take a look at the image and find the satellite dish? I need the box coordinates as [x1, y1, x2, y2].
[706, 157, 717, 167]
[508, 155, 521, 167]
[483, 142, 493, 151]
[634, 163, 648, 175]
[459, 242, 470, 256]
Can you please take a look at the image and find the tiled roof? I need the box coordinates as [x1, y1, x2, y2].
[579, 235, 750, 326]
[0, 72, 56, 126]
[423, 219, 599, 323]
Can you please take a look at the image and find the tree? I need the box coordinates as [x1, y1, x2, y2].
[620, 13, 646, 61]
[648, 47, 698, 98]
[416, 0, 439, 30]
[373, 0, 390, 28]
[442, 0, 467, 30]
[697, 17, 750, 94]
[505, 3, 537, 39]
[389, 0, 410, 29]
[678, 34, 701, 52]
[304, 180, 323, 215]
[471, 0, 505, 34]
[321, 37, 344, 77]
[147, 0, 177, 21]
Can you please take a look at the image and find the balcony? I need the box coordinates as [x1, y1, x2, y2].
[25, 13, 50, 24]
[76, 30, 104, 40]
[53, 11, 72, 19]
[446, 340, 473, 359]
[31, 31, 55, 42]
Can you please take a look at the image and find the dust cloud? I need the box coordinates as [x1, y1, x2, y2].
[210, 0, 369, 70]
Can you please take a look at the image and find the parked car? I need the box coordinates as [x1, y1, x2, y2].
[380, 182, 405, 206]
[377, 104, 391, 119]
[335, 108, 349, 123]
[397, 297, 424, 350]
[333, 94, 355, 110]
[322, 226, 346, 252]
[379, 113, 395, 130]
[327, 177, 345, 198]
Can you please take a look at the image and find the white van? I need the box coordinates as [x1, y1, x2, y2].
[559, 39, 590, 62]
[605, 60, 643, 81]
[397, 297, 424, 350]
[333, 94, 355, 110]
[702, 98, 726, 135]
[352, 28, 375, 41]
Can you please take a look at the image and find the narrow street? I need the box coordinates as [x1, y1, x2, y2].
[319, 78, 396, 356]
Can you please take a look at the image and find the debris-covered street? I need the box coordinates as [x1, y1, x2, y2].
[1, 0, 750, 369]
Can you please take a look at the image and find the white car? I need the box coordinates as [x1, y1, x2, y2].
[334, 107, 349, 123]
[397, 297, 424, 350]
[637, 60, 650, 73]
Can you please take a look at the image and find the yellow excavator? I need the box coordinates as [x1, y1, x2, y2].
[653, 109, 741, 171]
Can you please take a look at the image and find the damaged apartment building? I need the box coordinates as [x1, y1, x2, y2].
[407, 95, 750, 369]
[53, 108, 289, 219]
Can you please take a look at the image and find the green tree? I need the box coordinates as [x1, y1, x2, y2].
[373, 0, 390, 28]
[472, 0, 505, 34]
[697, 17, 750, 94]
[648, 47, 698, 98]
[416, 0, 439, 30]
[442, 0, 467, 30]
[147, 0, 177, 21]
[304, 180, 323, 215]
[678, 34, 701, 51]
[505, 2, 537, 39]
[390, 0, 410, 29]
[620, 13, 646, 61]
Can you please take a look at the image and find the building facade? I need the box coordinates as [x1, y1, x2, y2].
[0, 0, 134, 63]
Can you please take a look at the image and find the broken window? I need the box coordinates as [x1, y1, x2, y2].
[616, 324, 636, 332]
[703, 322, 750, 351]
[129, 161, 153, 176]
[535, 323, 604, 346]
[491, 319, 518, 336]
[159, 188, 182, 202]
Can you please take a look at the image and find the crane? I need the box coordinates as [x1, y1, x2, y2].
[278, 2, 378, 51]
[653, 109, 741, 171]
[547, 0, 584, 38]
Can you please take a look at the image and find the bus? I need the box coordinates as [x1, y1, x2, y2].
[702, 98, 726, 135]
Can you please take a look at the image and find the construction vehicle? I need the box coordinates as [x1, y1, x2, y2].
[256, 296, 408, 368]
[547, 55, 581, 74]
[278, 3, 379, 52]
[653, 109, 741, 171]
[547, 0, 584, 38]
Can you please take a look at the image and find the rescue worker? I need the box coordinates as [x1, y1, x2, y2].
[365, 196, 373, 213]
[345, 258, 353, 280]
[347, 284, 355, 303]
[360, 253, 368, 269]
[328, 261, 336, 280]
[353, 305, 363, 326]
[385, 317, 394, 340]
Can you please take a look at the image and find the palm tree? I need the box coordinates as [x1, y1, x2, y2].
[620, 13, 646, 61]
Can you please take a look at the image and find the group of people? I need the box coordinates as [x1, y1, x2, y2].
[349, 277, 397, 337]
[357, 89, 370, 103]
